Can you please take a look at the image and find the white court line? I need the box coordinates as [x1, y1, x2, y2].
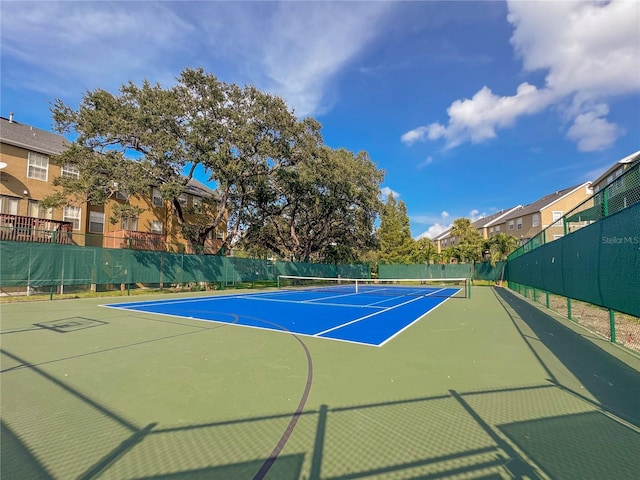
[314, 294, 427, 337]
[302, 291, 361, 303]
[243, 296, 384, 309]
[378, 296, 455, 347]
[100, 303, 383, 347]
[98, 289, 303, 308]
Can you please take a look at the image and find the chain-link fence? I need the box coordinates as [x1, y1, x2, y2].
[506, 162, 640, 353]
[0, 241, 369, 298]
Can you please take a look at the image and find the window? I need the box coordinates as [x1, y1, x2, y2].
[611, 174, 624, 194]
[1, 196, 19, 215]
[552, 211, 563, 226]
[489, 227, 494, 234]
[63, 206, 82, 230]
[122, 217, 138, 231]
[216, 228, 224, 240]
[61, 164, 79, 178]
[27, 153, 49, 180]
[27, 200, 53, 219]
[152, 188, 163, 207]
[508, 220, 514, 230]
[516, 218, 522, 230]
[178, 193, 188, 206]
[151, 220, 163, 234]
[89, 211, 105, 234]
[115, 191, 128, 201]
[532, 213, 540, 228]
[495, 225, 500, 232]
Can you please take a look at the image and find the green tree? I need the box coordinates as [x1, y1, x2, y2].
[450, 218, 484, 262]
[377, 194, 415, 263]
[46, 68, 304, 253]
[409, 237, 437, 264]
[245, 145, 384, 262]
[440, 246, 460, 264]
[484, 232, 518, 266]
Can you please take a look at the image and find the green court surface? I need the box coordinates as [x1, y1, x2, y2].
[1, 287, 639, 479]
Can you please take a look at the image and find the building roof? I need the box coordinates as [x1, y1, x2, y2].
[0, 115, 69, 156]
[185, 177, 216, 198]
[432, 206, 522, 241]
[432, 227, 452, 241]
[498, 182, 591, 221]
[472, 206, 521, 228]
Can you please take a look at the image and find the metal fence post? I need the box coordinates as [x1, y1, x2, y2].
[609, 309, 616, 343]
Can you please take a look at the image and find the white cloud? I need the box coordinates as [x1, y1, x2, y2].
[416, 223, 450, 240]
[0, 2, 394, 117]
[417, 156, 434, 169]
[0, 2, 193, 97]
[469, 209, 480, 221]
[402, 0, 640, 151]
[255, 2, 393, 117]
[413, 211, 454, 239]
[401, 127, 429, 145]
[380, 186, 400, 201]
[566, 104, 624, 152]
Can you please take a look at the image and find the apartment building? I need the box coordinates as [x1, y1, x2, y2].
[433, 206, 521, 253]
[432, 182, 593, 254]
[0, 115, 225, 253]
[592, 150, 640, 195]
[491, 182, 592, 245]
[592, 150, 640, 215]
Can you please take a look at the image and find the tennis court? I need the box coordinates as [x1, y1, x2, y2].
[102, 277, 467, 346]
[2, 285, 639, 479]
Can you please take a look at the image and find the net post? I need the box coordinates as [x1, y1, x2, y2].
[467, 278, 471, 299]
[277, 275, 281, 289]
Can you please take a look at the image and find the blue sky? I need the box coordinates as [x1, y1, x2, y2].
[2, 1, 639, 239]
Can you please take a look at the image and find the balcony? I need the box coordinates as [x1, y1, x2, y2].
[0, 214, 73, 244]
[103, 230, 167, 251]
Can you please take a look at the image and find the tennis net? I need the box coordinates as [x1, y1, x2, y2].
[277, 276, 470, 298]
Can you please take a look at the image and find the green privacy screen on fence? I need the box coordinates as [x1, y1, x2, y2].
[378, 262, 506, 282]
[506, 202, 640, 317]
[379, 263, 472, 279]
[0, 244, 369, 288]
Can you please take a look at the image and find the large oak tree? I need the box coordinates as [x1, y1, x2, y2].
[46, 67, 384, 259]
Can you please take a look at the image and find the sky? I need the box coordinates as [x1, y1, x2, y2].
[1, 0, 639, 239]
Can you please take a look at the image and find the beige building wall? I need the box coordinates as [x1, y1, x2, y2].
[2, 140, 225, 252]
[1, 142, 90, 245]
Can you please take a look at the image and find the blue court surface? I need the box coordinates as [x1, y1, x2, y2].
[102, 286, 461, 346]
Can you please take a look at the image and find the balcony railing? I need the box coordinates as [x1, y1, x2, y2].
[103, 230, 167, 251]
[0, 214, 73, 244]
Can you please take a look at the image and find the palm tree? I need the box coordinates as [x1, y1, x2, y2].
[486, 233, 518, 266]
[485, 233, 518, 285]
